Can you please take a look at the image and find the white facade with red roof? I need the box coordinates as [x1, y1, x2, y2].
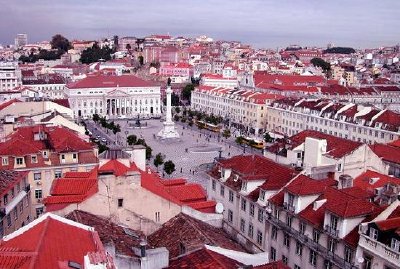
[264, 130, 385, 180]
[159, 62, 192, 84]
[66, 73, 161, 119]
[0, 125, 98, 218]
[44, 147, 220, 235]
[191, 85, 283, 135]
[267, 98, 400, 144]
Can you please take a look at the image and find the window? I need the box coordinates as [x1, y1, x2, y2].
[54, 170, 62, 179]
[391, 238, 400, 252]
[228, 190, 234, 202]
[282, 255, 288, 265]
[16, 157, 23, 165]
[294, 265, 301, 269]
[35, 189, 42, 199]
[220, 185, 225, 197]
[212, 180, 216, 191]
[36, 207, 44, 217]
[249, 203, 255, 216]
[344, 246, 353, 263]
[330, 214, 338, 230]
[13, 208, 17, 220]
[117, 199, 123, 208]
[228, 209, 233, 223]
[241, 181, 247, 192]
[257, 230, 263, 245]
[240, 219, 245, 233]
[34, 172, 41, 181]
[155, 212, 160, 222]
[299, 222, 306, 234]
[72, 153, 77, 159]
[61, 154, 65, 160]
[271, 226, 277, 240]
[270, 247, 276, 261]
[325, 260, 333, 269]
[258, 208, 263, 222]
[369, 227, 378, 240]
[19, 202, 23, 214]
[295, 241, 303, 256]
[328, 238, 336, 252]
[259, 190, 265, 201]
[309, 250, 317, 266]
[286, 215, 292, 227]
[337, 163, 342, 172]
[2, 157, 8, 166]
[313, 229, 320, 243]
[31, 155, 37, 163]
[248, 223, 254, 238]
[241, 198, 247, 211]
[283, 233, 290, 248]
[3, 194, 8, 205]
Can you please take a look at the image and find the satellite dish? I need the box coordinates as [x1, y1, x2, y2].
[215, 202, 224, 214]
[357, 257, 364, 264]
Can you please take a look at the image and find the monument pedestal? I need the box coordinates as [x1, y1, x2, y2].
[157, 84, 180, 140]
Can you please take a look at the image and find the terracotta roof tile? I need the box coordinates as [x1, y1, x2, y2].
[370, 143, 400, 164]
[148, 213, 246, 259]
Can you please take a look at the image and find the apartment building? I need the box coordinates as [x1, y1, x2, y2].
[264, 130, 385, 180]
[0, 170, 32, 236]
[0, 62, 22, 92]
[191, 85, 283, 135]
[266, 175, 382, 269]
[22, 73, 66, 99]
[0, 125, 98, 218]
[267, 98, 400, 144]
[207, 155, 299, 253]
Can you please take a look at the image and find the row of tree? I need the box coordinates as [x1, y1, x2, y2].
[153, 153, 175, 175]
[126, 134, 152, 160]
[92, 114, 121, 134]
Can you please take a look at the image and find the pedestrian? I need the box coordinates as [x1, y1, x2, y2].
[180, 167, 183, 173]
[228, 152, 231, 156]
[192, 170, 195, 175]
[189, 169, 191, 173]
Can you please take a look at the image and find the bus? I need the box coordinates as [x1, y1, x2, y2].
[242, 136, 265, 149]
[196, 120, 222, 133]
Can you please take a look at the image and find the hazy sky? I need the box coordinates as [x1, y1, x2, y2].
[1, 0, 399, 49]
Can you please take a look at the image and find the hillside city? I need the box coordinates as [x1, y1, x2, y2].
[0, 32, 400, 269]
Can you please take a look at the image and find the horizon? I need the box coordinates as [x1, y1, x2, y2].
[1, 0, 400, 49]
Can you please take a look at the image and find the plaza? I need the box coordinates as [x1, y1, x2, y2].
[113, 118, 247, 188]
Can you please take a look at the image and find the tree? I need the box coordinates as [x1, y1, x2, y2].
[127, 134, 138, 145]
[138, 55, 144, 65]
[264, 132, 273, 143]
[323, 47, 356, 54]
[112, 124, 121, 135]
[51, 34, 72, 52]
[126, 44, 132, 51]
[235, 136, 244, 145]
[310, 57, 331, 73]
[80, 43, 113, 64]
[171, 92, 180, 106]
[145, 145, 152, 160]
[182, 84, 195, 101]
[222, 129, 231, 139]
[175, 107, 181, 114]
[92, 114, 100, 122]
[163, 160, 176, 176]
[167, 77, 172, 86]
[153, 153, 164, 171]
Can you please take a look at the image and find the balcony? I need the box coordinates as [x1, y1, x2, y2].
[359, 234, 400, 266]
[325, 225, 339, 238]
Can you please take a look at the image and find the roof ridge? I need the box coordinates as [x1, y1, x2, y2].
[206, 248, 233, 269]
[184, 214, 216, 245]
[28, 217, 50, 268]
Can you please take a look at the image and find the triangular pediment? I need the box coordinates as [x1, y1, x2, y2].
[107, 88, 129, 96]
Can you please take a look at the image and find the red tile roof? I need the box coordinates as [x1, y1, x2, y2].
[148, 213, 247, 259]
[98, 159, 139, 176]
[376, 217, 400, 231]
[0, 99, 21, 111]
[67, 74, 157, 89]
[354, 170, 400, 192]
[286, 130, 362, 158]
[0, 213, 114, 269]
[217, 155, 297, 190]
[370, 143, 400, 164]
[0, 170, 28, 197]
[285, 175, 337, 196]
[44, 168, 98, 211]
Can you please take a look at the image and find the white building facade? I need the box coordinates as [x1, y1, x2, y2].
[0, 62, 22, 92]
[65, 74, 162, 119]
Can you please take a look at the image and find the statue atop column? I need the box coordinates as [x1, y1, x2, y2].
[157, 80, 180, 140]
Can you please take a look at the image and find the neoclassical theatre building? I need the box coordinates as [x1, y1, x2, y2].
[66, 73, 162, 119]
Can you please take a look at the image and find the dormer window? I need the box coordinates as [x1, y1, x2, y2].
[16, 157, 24, 165]
[241, 181, 248, 192]
[391, 238, 400, 252]
[369, 227, 378, 240]
[72, 153, 77, 160]
[259, 190, 266, 201]
[2, 157, 8, 166]
[31, 155, 37, 163]
[42, 151, 48, 158]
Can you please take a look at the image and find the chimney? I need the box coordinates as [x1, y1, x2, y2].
[129, 145, 146, 171]
[140, 239, 147, 258]
[339, 174, 353, 189]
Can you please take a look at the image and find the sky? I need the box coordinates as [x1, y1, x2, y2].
[1, 0, 399, 49]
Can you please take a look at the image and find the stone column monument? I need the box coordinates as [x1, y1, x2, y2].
[157, 84, 180, 140]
